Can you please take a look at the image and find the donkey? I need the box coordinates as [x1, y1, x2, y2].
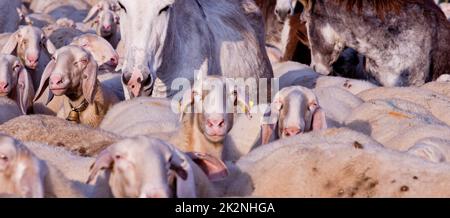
[289, 0, 450, 87]
[117, 0, 273, 99]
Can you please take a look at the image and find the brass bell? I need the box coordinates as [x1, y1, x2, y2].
[66, 110, 80, 123]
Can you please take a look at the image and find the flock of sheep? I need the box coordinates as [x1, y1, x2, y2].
[0, 0, 450, 198]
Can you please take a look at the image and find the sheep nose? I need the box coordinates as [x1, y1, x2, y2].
[284, 127, 301, 137]
[0, 82, 9, 91]
[103, 25, 112, 31]
[207, 118, 225, 128]
[50, 75, 63, 85]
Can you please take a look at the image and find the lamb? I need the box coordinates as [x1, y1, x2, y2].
[1, 25, 56, 90]
[0, 115, 122, 157]
[83, 0, 121, 22]
[30, 0, 90, 23]
[0, 134, 88, 198]
[345, 98, 448, 150]
[0, 0, 21, 33]
[421, 81, 450, 98]
[0, 98, 21, 125]
[225, 128, 450, 197]
[0, 54, 34, 114]
[261, 86, 328, 144]
[34, 45, 120, 128]
[87, 136, 229, 198]
[358, 87, 450, 126]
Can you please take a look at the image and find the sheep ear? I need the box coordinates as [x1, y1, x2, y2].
[83, 3, 102, 23]
[15, 67, 35, 115]
[311, 106, 327, 131]
[178, 89, 198, 122]
[232, 90, 252, 119]
[260, 101, 282, 145]
[170, 149, 197, 198]
[16, 7, 25, 20]
[44, 39, 56, 56]
[87, 149, 113, 185]
[299, 0, 312, 12]
[16, 160, 45, 198]
[186, 152, 229, 182]
[82, 56, 98, 104]
[1, 32, 19, 55]
[34, 60, 55, 103]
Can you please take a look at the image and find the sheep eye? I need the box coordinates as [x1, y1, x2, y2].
[0, 154, 8, 162]
[159, 5, 170, 15]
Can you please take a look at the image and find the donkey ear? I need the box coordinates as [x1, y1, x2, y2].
[87, 149, 113, 185]
[34, 60, 55, 103]
[169, 149, 197, 198]
[1, 32, 19, 55]
[15, 67, 35, 115]
[82, 55, 98, 104]
[186, 152, 229, 182]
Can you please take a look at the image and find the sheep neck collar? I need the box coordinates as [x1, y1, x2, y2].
[66, 99, 89, 123]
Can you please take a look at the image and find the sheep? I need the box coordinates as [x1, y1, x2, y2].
[70, 33, 119, 70]
[0, 0, 21, 33]
[0, 134, 88, 198]
[0, 115, 122, 157]
[407, 137, 450, 163]
[0, 97, 21, 125]
[30, 0, 90, 23]
[87, 136, 230, 198]
[33, 45, 120, 128]
[0, 25, 56, 90]
[225, 128, 450, 197]
[17, 9, 56, 28]
[42, 19, 85, 49]
[437, 74, 450, 82]
[421, 81, 450, 98]
[273, 61, 378, 95]
[83, 1, 121, 48]
[358, 87, 450, 126]
[261, 86, 328, 144]
[100, 97, 180, 136]
[0, 54, 34, 114]
[345, 98, 448, 150]
[23, 142, 95, 183]
[384, 125, 450, 152]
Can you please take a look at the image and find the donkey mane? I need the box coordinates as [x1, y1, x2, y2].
[335, 0, 443, 18]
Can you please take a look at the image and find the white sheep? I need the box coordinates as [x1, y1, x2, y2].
[358, 87, 450, 126]
[87, 136, 229, 198]
[0, 134, 90, 198]
[345, 98, 447, 149]
[33, 45, 120, 127]
[30, 0, 90, 23]
[273, 61, 378, 95]
[0, 115, 122, 157]
[16, 8, 56, 28]
[407, 137, 450, 163]
[1, 25, 56, 90]
[225, 128, 450, 197]
[0, 54, 34, 114]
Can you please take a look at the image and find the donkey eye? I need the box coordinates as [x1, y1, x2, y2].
[159, 5, 170, 15]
